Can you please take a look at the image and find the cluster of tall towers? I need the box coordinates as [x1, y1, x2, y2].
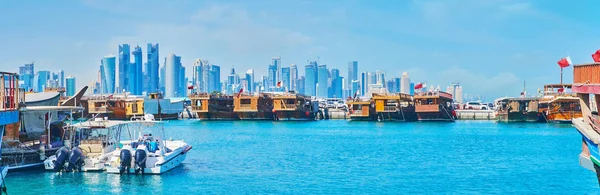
[98, 43, 160, 95]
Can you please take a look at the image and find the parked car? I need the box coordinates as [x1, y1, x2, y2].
[463, 101, 489, 110]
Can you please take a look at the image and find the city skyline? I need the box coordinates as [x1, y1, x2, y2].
[2, 1, 599, 98]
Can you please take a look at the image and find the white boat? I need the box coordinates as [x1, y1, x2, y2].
[105, 115, 192, 174]
[43, 118, 129, 172]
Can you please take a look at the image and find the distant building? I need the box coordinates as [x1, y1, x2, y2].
[400, 72, 410, 94]
[317, 65, 329, 98]
[268, 64, 277, 89]
[66, 76, 76, 96]
[165, 53, 184, 97]
[305, 64, 316, 96]
[117, 44, 130, 93]
[209, 65, 221, 93]
[281, 67, 290, 91]
[410, 82, 415, 95]
[446, 82, 463, 103]
[35, 70, 50, 92]
[132, 45, 143, 95]
[59, 69, 64, 88]
[246, 69, 254, 93]
[272, 57, 281, 84]
[376, 70, 385, 87]
[290, 64, 298, 92]
[386, 79, 396, 93]
[147, 43, 160, 93]
[18, 62, 35, 91]
[330, 68, 342, 98]
[297, 76, 305, 94]
[347, 61, 358, 95]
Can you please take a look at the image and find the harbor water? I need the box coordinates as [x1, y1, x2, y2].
[6, 120, 598, 194]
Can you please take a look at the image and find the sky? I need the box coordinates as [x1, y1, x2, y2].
[1, 0, 599, 100]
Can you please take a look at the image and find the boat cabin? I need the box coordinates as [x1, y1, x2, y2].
[347, 98, 373, 119]
[413, 91, 453, 113]
[272, 94, 301, 112]
[189, 93, 210, 113]
[234, 94, 259, 112]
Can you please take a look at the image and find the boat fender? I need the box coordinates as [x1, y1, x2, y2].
[119, 149, 132, 174]
[134, 149, 147, 175]
[53, 147, 70, 172]
[66, 147, 84, 172]
[182, 145, 193, 154]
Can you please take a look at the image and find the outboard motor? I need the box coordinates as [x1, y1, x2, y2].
[53, 147, 70, 172]
[119, 149, 132, 174]
[134, 148, 147, 175]
[66, 147, 83, 172]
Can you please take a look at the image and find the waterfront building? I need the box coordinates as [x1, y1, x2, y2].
[305, 64, 317, 96]
[331, 68, 342, 98]
[347, 61, 358, 96]
[401, 72, 410, 94]
[317, 65, 329, 98]
[272, 57, 281, 83]
[246, 69, 254, 93]
[165, 53, 182, 97]
[147, 43, 159, 93]
[18, 62, 34, 91]
[209, 65, 221, 93]
[66, 76, 76, 96]
[118, 44, 130, 93]
[268, 64, 277, 89]
[282, 67, 290, 91]
[132, 45, 143, 95]
[290, 64, 298, 92]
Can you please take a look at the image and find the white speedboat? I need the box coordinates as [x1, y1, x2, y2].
[43, 118, 129, 172]
[105, 115, 192, 174]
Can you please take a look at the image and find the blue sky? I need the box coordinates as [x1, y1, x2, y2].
[1, 0, 599, 99]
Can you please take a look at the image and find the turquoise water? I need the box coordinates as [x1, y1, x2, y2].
[6, 120, 598, 194]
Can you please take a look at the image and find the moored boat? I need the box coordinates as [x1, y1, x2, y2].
[495, 97, 541, 122]
[233, 93, 274, 120]
[105, 115, 192, 174]
[413, 91, 456, 121]
[0, 71, 22, 191]
[82, 95, 144, 120]
[144, 93, 184, 120]
[270, 92, 319, 121]
[372, 93, 417, 122]
[347, 98, 376, 121]
[537, 84, 582, 123]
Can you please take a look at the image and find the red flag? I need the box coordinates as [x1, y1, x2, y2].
[520, 92, 525, 96]
[187, 85, 194, 90]
[558, 88, 564, 93]
[236, 88, 244, 98]
[592, 50, 600, 62]
[276, 81, 282, 88]
[557, 56, 571, 68]
[414, 83, 423, 90]
[108, 94, 113, 98]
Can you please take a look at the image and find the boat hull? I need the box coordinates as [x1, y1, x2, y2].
[197, 111, 238, 120]
[497, 111, 540, 122]
[236, 112, 274, 120]
[416, 112, 454, 121]
[3, 147, 59, 172]
[274, 111, 316, 121]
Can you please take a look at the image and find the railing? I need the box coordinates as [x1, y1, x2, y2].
[350, 110, 366, 116]
[276, 103, 297, 110]
[91, 107, 111, 113]
[189, 93, 210, 99]
[383, 106, 397, 112]
[191, 106, 208, 112]
[0, 72, 19, 111]
[574, 63, 600, 84]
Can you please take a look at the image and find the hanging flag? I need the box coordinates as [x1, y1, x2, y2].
[276, 81, 282, 88]
[592, 50, 600, 62]
[558, 88, 564, 93]
[414, 83, 423, 90]
[557, 56, 572, 68]
[108, 94, 113, 98]
[236, 88, 244, 98]
[353, 91, 359, 99]
[187, 85, 194, 90]
[520, 92, 525, 96]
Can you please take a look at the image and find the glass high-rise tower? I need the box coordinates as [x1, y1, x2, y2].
[66, 76, 76, 96]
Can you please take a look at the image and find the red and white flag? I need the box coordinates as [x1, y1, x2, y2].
[557, 56, 571, 68]
[592, 50, 600, 62]
[557, 88, 565, 93]
[187, 85, 194, 90]
[414, 83, 423, 90]
[276, 81, 282, 88]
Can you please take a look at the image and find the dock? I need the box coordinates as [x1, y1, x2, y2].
[455, 110, 496, 120]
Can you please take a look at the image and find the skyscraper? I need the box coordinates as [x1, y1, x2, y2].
[18, 62, 34, 91]
[281, 67, 290, 91]
[267, 64, 277, 90]
[290, 64, 298, 91]
[179, 64, 186, 97]
[305, 64, 316, 96]
[410, 82, 415, 95]
[297, 76, 305, 94]
[132, 45, 143, 95]
[101, 55, 116, 94]
[228, 68, 240, 94]
[159, 64, 166, 93]
[360, 72, 367, 96]
[331, 68, 342, 98]
[66, 76, 76, 96]
[347, 61, 358, 95]
[387, 79, 396, 93]
[147, 43, 160, 93]
[165, 53, 180, 97]
[209, 65, 221, 93]
[59, 69, 64, 88]
[117, 44, 130, 93]
[246, 69, 254, 93]
[394, 77, 401, 93]
[376, 70, 385, 86]
[272, 57, 281, 83]
[317, 65, 329, 98]
[400, 72, 410, 94]
[35, 70, 50, 92]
